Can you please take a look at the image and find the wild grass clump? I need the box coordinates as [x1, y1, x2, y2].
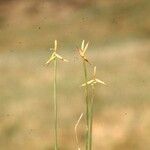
[77, 40, 105, 150]
[46, 40, 105, 150]
[81, 66, 105, 150]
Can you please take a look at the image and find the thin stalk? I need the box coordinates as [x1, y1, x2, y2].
[75, 113, 84, 150]
[83, 60, 89, 150]
[54, 58, 58, 150]
[89, 86, 95, 150]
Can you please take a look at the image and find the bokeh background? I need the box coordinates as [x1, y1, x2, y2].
[0, 0, 150, 150]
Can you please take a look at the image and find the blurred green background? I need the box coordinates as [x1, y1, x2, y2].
[0, 0, 150, 150]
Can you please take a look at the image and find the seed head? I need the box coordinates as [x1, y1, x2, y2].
[77, 40, 91, 64]
[81, 66, 106, 87]
[45, 40, 69, 64]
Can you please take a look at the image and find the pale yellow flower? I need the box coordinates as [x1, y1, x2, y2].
[45, 40, 69, 64]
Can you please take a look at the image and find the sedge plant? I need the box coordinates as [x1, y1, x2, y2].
[82, 66, 105, 150]
[77, 40, 91, 150]
[77, 41, 105, 150]
[45, 40, 68, 150]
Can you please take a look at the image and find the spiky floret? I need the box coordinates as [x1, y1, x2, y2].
[77, 40, 91, 64]
[82, 66, 106, 87]
[46, 40, 68, 64]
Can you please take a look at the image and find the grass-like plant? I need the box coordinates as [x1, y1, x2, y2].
[77, 40, 91, 150]
[82, 66, 105, 150]
[45, 40, 68, 150]
[77, 40, 105, 150]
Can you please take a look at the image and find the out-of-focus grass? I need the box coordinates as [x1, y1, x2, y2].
[0, 0, 150, 51]
[0, 40, 150, 150]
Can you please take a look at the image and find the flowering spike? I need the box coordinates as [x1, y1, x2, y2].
[45, 40, 69, 64]
[81, 66, 105, 87]
[78, 40, 91, 65]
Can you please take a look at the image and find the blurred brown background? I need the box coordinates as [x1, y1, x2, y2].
[0, 0, 150, 150]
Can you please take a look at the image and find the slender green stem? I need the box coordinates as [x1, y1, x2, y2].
[54, 58, 58, 150]
[83, 60, 89, 150]
[89, 86, 95, 150]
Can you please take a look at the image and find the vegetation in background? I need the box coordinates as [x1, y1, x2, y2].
[0, 0, 150, 51]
